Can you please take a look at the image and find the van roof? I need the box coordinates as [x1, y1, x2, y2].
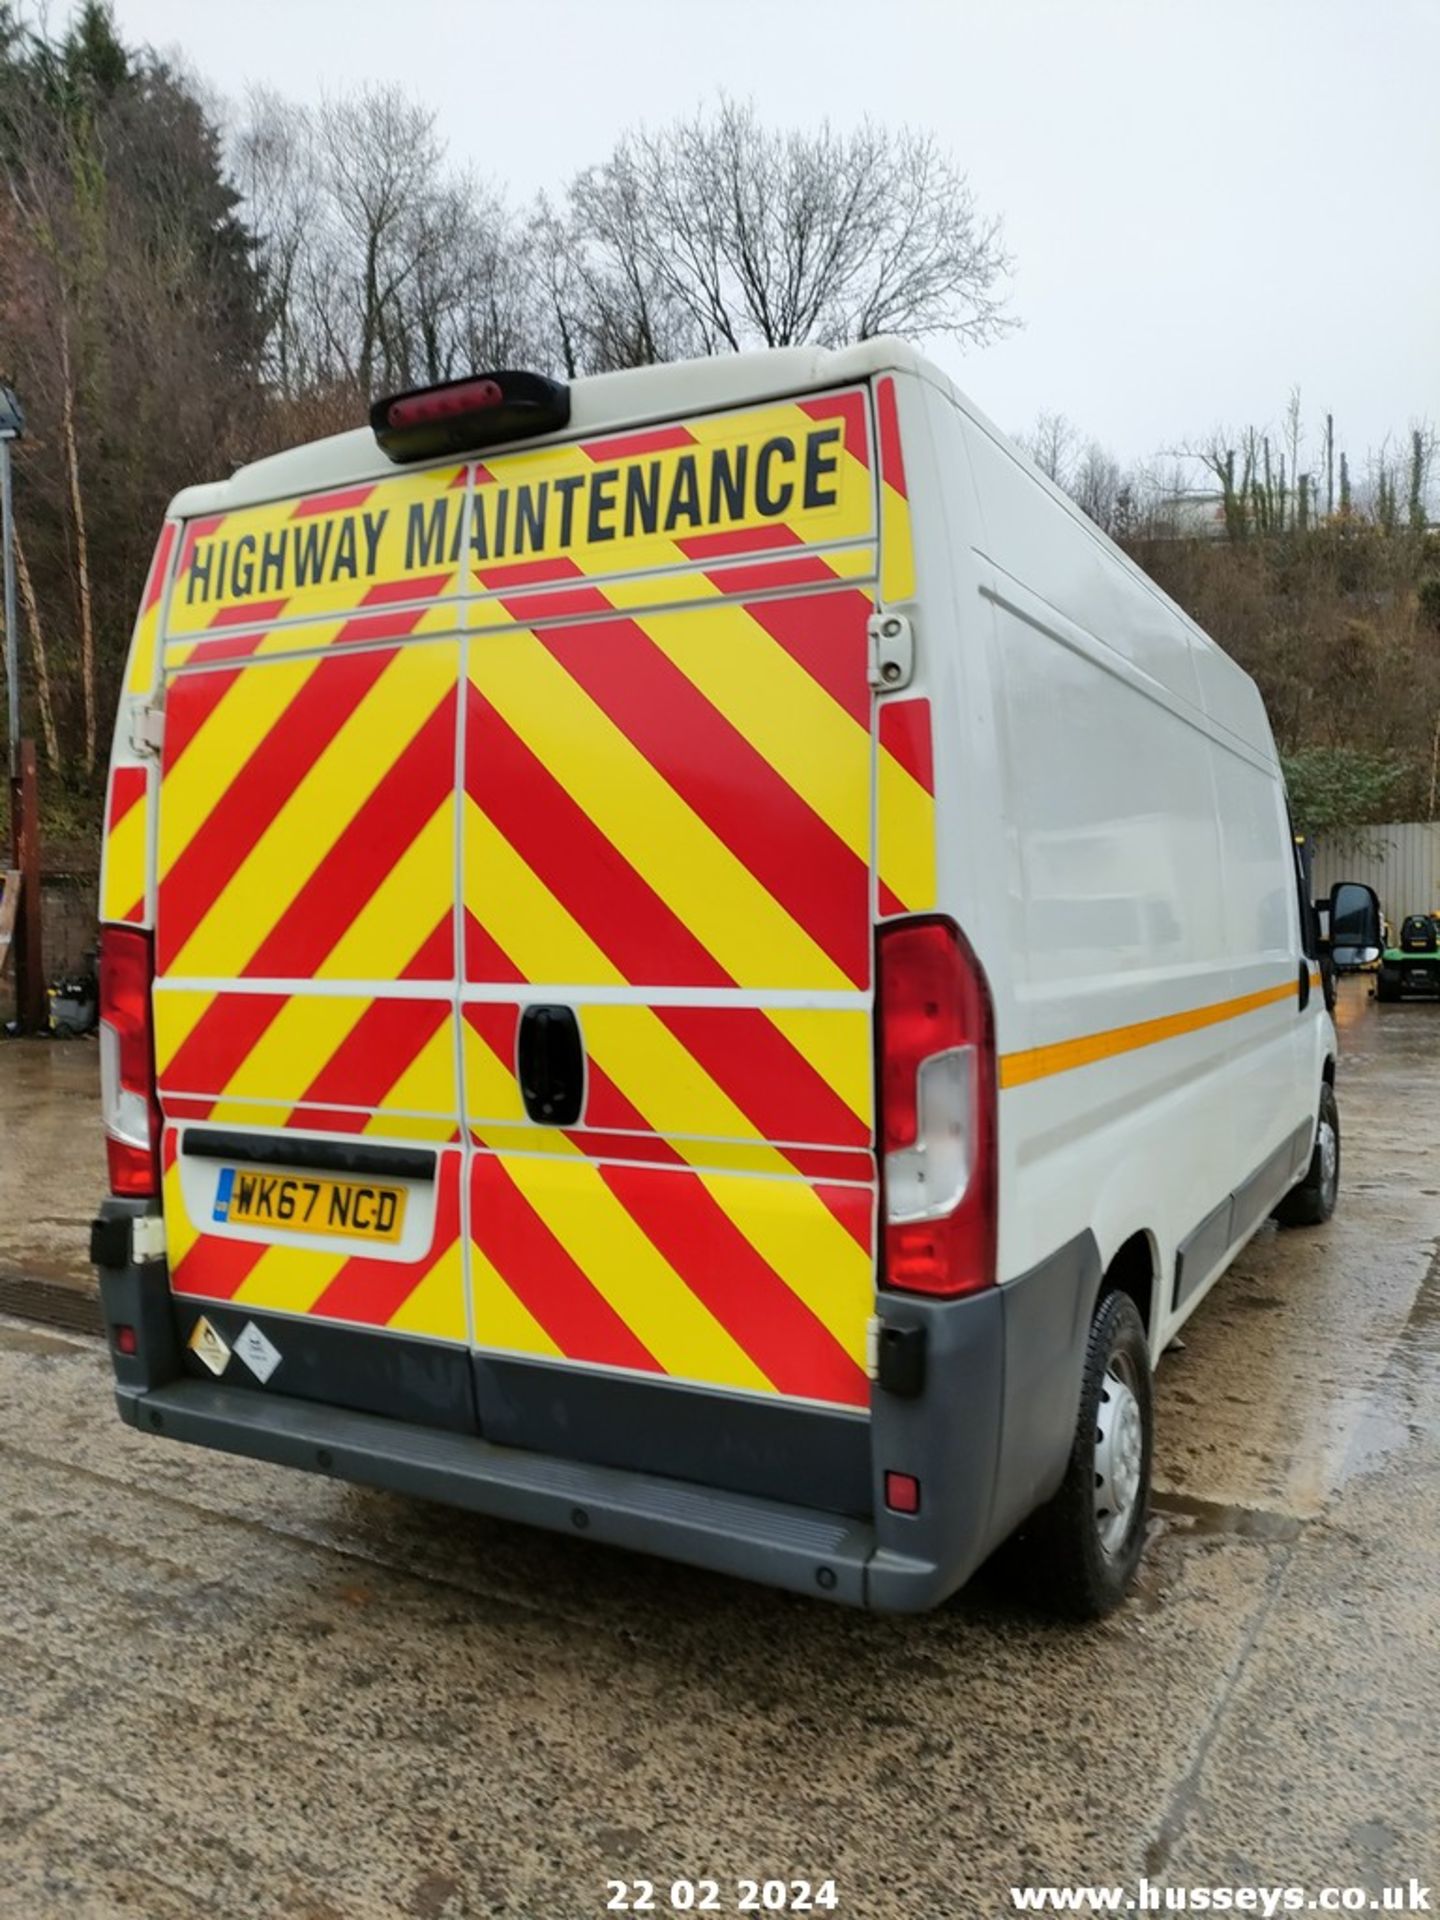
[170, 336, 942, 519]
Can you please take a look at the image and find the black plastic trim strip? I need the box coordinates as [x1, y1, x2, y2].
[167, 1300, 475, 1433]
[180, 1128, 436, 1181]
[1231, 1125, 1308, 1243]
[1173, 1119, 1313, 1311]
[473, 1355, 872, 1517]
[1173, 1196, 1234, 1314]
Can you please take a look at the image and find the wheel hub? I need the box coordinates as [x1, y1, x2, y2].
[1094, 1362, 1144, 1558]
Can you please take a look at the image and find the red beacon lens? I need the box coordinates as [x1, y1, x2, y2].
[387, 379, 504, 429]
[370, 368, 570, 464]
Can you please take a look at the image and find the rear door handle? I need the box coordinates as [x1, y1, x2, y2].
[516, 1004, 585, 1127]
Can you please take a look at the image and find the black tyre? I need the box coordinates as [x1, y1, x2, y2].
[1274, 1081, 1340, 1227]
[1006, 1289, 1153, 1620]
[1376, 975, 1401, 1003]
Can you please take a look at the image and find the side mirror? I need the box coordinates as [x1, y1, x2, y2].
[1326, 880, 1383, 970]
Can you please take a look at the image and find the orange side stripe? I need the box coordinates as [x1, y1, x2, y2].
[1000, 977, 1306, 1090]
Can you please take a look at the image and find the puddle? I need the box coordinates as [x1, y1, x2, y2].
[1149, 1491, 1303, 1543]
[1334, 1241, 1440, 1487]
[0, 1322, 82, 1358]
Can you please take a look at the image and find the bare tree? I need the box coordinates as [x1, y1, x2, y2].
[557, 97, 1012, 368]
[1407, 424, 1436, 532]
[58, 316, 98, 770]
[315, 88, 447, 395]
[233, 87, 544, 398]
[1018, 410, 1078, 487]
[1, 9, 266, 784]
[11, 527, 59, 771]
[1070, 441, 1123, 533]
[4, 79, 106, 770]
[232, 86, 322, 394]
[540, 183, 702, 374]
[401, 176, 541, 383]
[1187, 429, 1261, 541]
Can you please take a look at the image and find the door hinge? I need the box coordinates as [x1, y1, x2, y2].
[867, 610, 914, 690]
[865, 1313, 881, 1379]
[131, 1215, 167, 1264]
[129, 701, 165, 758]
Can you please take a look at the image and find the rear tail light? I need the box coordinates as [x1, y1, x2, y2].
[877, 916, 997, 1296]
[114, 1324, 138, 1356]
[99, 925, 160, 1198]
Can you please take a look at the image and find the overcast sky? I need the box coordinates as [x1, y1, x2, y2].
[71, 0, 1440, 476]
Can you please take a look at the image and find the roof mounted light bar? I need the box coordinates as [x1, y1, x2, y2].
[370, 370, 571, 465]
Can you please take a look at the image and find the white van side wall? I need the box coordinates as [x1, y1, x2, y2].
[910, 376, 1316, 1337]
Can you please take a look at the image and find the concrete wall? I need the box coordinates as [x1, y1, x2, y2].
[41, 872, 99, 977]
[1, 870, 97, 1023]
[1310, 822, 1440, 923]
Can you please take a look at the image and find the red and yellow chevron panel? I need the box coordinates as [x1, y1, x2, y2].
[155, 642, 459, 981]
[165, 466, 467, 639]
[467, 543, 876, 636]
[160, 394, 872, 647]
[469, 1150, 872, 1407]
[463, 1000, 868, 1152]
[165, 594, 461, 675]
[462, 585, 924, 993]
[124, 520, 179, 697]
[155, 988, 457, 1136]
[875, 375, 915, 606]
[878, 696, 937, 916]
[465, 389, 873, 604]
[100, 763, 149, 925]
[163, 1130, 467, 1342]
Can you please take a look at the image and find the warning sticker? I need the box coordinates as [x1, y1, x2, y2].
[233, 1320, 282, 1384]
[187, 1315, 231, 1377]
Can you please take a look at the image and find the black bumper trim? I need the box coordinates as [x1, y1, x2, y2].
[118, 1377, 890, 1607]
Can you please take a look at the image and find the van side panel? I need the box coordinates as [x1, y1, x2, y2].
[958, 416, 1310, 1306]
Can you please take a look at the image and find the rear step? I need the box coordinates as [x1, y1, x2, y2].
[115, 1379, 877, 1605]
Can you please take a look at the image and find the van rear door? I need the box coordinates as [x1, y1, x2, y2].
[150, 461, 474, 1428]
[458, 385, 931, 1509]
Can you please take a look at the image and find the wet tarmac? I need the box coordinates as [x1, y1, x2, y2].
[0, 979, 1436, 1917]
[0, 1037, 105, 1288]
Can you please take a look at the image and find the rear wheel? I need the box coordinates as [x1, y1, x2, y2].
[1376, 973, 1401, 1003]
[1007, 1289, 1153, 1620]
[1274, 1081, 1339, 1228]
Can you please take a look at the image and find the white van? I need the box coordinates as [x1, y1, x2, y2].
[93, 339, 1381, 1615]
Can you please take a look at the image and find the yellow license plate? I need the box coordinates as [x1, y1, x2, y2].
[214, 1167, 407, 1243]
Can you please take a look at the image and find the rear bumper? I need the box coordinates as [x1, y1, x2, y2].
[114, 1372, 885, 1605]
[94, 1199, 1100, 1613]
